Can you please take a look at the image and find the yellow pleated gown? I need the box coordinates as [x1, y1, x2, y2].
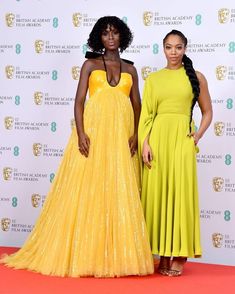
[2, 70, 154, 277]
[138, 67, 202, 258]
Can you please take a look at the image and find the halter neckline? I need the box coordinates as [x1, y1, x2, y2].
[102, 55, 122, 87]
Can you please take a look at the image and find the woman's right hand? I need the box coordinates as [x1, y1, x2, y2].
[78, 133, 90, 157]
[142, 139, 152, 169]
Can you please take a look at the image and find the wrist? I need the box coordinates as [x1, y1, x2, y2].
[78, 131, 85, 137]
[196, 130, 203, 139]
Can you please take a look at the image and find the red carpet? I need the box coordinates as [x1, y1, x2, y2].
[0, 247, 234, 294]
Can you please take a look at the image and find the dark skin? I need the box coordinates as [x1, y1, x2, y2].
[74, 25, 141, 157]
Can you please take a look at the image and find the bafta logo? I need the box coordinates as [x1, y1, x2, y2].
[72, 12, 83, 27]
[216, 65, 227, 80]
[141, 66, 152, 80]
[1, 218, 11, 232]
[143, 11, 153, 26]
[212, 233, 223, 248]
[4, 116, 14, 130]
[5, 65, 15, 79]
[218, 8, 230, 24]
[33, 143, 42, 156]
[34, 91, 43, 105]
[212, 177, 224, 192]
[31, 194, 41, 208]
[5, 13, 15, 27]
[35, 40, 44, 53]
[71, 118, 75, 129]
[214, 121, 225, 136]
[3, 167, 13, 181]
[72, 66, 81, 80]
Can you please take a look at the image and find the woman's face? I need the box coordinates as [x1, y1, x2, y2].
[163, 34, 186, 67]
[101, 24, 120, 51]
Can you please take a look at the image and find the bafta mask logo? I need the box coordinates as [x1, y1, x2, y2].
[141, 66, 152, 80]
[212, 177, 224, 192]
[35, 40, 44, 53]
[214, 121, 225, 136]
[5, 13, 15, 27]
[5, 65, 15, 79]
[3, 167, 13, 181]
[1, 218, 11, 232]
[33, 143, 42, 156]
[216, 65, 227, 80]
[143, 11, 153, 26]
[31, 194, 41, 208]
[71, 118, 75, 129]
[4, 116, 14, 130]
[34, 91, 43, 105]
[218, 8, 230, 24]
[73, 13, 83, 27]
[212, 233, 223, 248]
[72, 66, 81, 80]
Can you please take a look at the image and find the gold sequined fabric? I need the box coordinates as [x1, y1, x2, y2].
[1, 70, 154, 277]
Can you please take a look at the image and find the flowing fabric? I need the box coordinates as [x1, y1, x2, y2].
[1, 70, 154, 277]
[138, 67, 202, 258]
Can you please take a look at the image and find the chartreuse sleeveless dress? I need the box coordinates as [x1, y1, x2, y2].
[1, 70, 154, 277]
[138, 67, 202, 258]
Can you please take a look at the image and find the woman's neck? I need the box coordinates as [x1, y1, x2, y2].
[103, 50, 120, 61]
[166, 63, 183, 70]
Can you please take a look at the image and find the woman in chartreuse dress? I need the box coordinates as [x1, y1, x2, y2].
[1, 16, 154, 277]
[138, 30, 212, 277]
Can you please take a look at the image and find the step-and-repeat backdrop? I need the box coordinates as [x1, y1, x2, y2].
[0, 0, 234, 266]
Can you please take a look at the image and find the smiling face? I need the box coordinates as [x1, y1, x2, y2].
[163, 34, 186, 68]
[101, 24, 120, 51]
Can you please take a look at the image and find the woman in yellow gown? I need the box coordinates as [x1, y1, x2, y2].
[1, 16, 154, 277]
[138, 30, 212, 276]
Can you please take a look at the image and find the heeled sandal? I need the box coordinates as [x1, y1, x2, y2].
[156, 257, 171, 276]
[158, 267, 169, 276]
[167, 257, 187, 277]
[167, 269, 182, 277]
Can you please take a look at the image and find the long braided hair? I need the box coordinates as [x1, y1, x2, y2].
[163, 30, 200, 133]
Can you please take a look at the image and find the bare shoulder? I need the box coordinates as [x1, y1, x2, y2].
[81, 59, 96, 70]
[196, 70, 207, 84]
[81, 58, 102, 74]
[123, 62, 138, 78]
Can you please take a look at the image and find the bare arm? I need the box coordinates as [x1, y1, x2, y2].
[193, 71, 213, 144]
[74, 60, 92, 157]
[129, 66, 141, 156]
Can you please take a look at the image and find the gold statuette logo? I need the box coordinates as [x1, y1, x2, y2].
[141, 66, 152, 80]
[73, 13, 83, 27]
[3, 167, 13, 181]
[5, 13, 15, 27]
[143, 11, 153, 26]
[212, 177, 224, 192]
[214, 121, 225, 136]
[212, 233, 223, 248]
[34, 91, 43, 105]
[35, 40, 44, 53]
[218, 8, 230, 24]
[4, 116, 14, 130]
[216, 65, 227, 80]
[72, 66, 81, 80]
[31, 194, 41, 208]
[33, 143, 42, 156]
[5, 65, 15, 79]
[1, 218, 11, 232]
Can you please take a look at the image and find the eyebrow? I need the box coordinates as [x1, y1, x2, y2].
[165, 43, 184, 46]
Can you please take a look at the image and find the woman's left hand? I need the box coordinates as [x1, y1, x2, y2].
[129, 134, 138, 156]
[189, 132, 201, 145]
